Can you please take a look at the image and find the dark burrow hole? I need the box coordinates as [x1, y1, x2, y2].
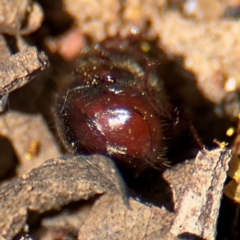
[0, 136, 19, 181]
[34, 0, 75, 37]
[117, 166, 174, 211]
[178, 232, 205, 240]
[217, 189, 240, 240]
[2, 34, 19, 54]
[158, 56, 236, 161]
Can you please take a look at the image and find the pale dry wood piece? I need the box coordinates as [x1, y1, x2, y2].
[0, 47, 49, 112]
[0, 47, 48, 95]
[0, 154, 127, 240]
[163, 148, 231, 240]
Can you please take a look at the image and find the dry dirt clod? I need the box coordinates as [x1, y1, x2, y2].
[0, 0, 43, 36]
[0, 154, 127, 240]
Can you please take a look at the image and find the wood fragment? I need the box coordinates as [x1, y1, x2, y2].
[164, 148, 231, 240]
[0, 47, 49, 112]
[0, 47, 49, 95]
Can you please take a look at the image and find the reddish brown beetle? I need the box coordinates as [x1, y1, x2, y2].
[55, 36, 176, 173]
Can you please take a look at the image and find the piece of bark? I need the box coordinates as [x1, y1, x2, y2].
[0, 47, 48, 95]
[0, 154, 127, 240]
[164, 148, 231, 239]
[0, 47, 49, 112]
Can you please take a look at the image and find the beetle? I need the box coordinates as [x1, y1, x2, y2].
[54, 36, 179, 174]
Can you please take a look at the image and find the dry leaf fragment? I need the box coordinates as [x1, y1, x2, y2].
[78, 194, 176, 240]
[0, 154, 127, 240]
[0, 47, 49, 112]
